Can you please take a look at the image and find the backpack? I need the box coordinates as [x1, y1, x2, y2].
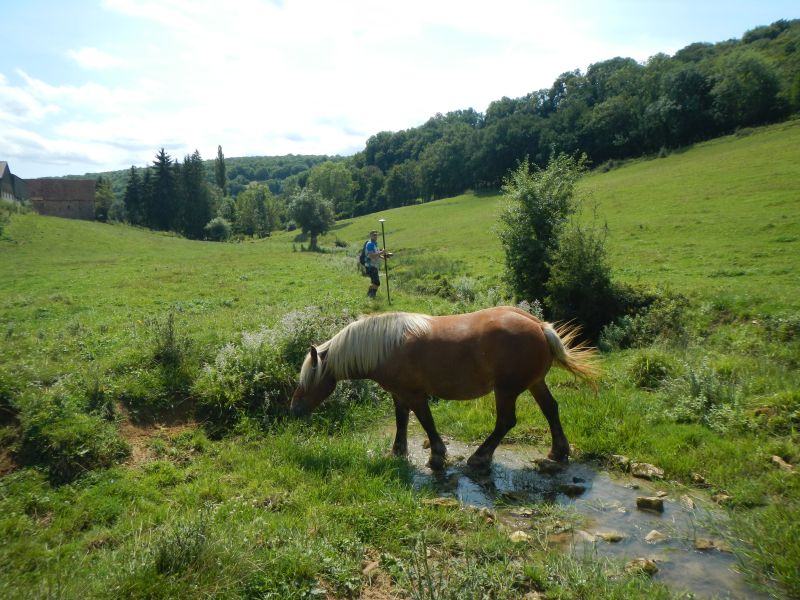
[358, 241, 369, 275]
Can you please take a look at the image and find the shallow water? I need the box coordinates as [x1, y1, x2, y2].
[406, 435, 768, 600]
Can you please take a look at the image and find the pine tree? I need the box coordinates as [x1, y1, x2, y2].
[123, 166, 143, 224]
[215, 145, 227, 196]
[151, 148, 175, 231]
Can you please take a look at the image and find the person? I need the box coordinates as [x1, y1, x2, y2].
[364, 230, 391, 298]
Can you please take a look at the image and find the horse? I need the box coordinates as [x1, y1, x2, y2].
[290, 306, 599, 470]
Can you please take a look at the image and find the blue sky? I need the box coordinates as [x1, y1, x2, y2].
[1, 0, 797, 178]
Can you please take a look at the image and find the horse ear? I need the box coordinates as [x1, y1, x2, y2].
[310, 345, 318, 368]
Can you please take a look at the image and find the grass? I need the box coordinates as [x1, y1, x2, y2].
[1, 119, 799, 598]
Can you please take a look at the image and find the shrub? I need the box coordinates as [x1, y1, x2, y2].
[204, 216, 232, 241]
[193, 307, 356, 430]
[663, 360, 751, 433]
[498, 153, 588, 303]
[628, 350, 680, 390]
[599, 290, 689, 350]
[545, 220, 618, 342]
[16, 385, 129, 483]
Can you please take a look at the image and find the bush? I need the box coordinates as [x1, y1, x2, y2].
[599, 290, 689, 350]
[16, 385, 129, 483]
[663, 360, 751, 433]
[628, 350, 680, 390]
[204, 216, 232, 241]
[193, 307, 356, 431]
[544, 220, 618, 342]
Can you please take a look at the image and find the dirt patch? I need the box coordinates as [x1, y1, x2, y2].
[117, 403, 197, 468]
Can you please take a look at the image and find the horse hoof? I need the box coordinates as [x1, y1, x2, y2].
[467, 454, 492, 469]
[427, 455, 446, 471]
[547, 450, 570, 463]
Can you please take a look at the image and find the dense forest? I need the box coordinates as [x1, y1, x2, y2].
[78, 18, 799, 237]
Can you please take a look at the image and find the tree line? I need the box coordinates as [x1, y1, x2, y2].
[100, 18, 798, 239]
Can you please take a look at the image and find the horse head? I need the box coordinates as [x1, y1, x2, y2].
[290, 345, 336, 417]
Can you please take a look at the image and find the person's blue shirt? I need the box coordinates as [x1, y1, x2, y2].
[365, 239, 379, 268]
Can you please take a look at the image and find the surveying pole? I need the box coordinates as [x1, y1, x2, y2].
[378, 218, 391, 304]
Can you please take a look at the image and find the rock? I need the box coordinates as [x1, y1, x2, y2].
[625, 558, 659, 576]
[509, 530, 532, 543]
[575, 530, 597, 543]
[656, 490, 669, 498]
[631, 462, 665, 480]
[560, 483, 587, 497]
[680, 495, 696, 510]
[510, 507, 534, 518]
[523, 592, 545, 600]
[422, 497, 459, 508]
[711, 492, 733, 505]
[636, 496, 665, 512]
[645, 530, 667, 544]
[362, 560, 380, 576]
[692, 473, 709, 487]
[625, 482, 641, 490]
[694, 537, 732, 552]
[596, 530, 626, 543]
[533, 457, 564, 474]
[610, 454, 631, 469]
[772, 455, 794, 472]
[477, 507, 496, 523]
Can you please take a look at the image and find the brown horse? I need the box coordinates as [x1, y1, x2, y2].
[291, 306, 599, 469]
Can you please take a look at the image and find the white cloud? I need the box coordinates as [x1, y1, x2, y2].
[67, 47, 120, 70]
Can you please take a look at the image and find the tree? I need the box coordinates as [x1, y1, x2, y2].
[180, 150, 212, 239]
[150, 148, 176, 231]
[215, 145, 227, 195]
[288, 188, 335, 251]
[234, 183, 275, 237]
[94, 178, 114, 222]
[123, 166, 144, 225]
[498, 153, 587, 303]
[711, 52, 781, 129]
[307, 161, 355, 218]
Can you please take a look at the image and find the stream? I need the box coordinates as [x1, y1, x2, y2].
[406, 434, 767, 600]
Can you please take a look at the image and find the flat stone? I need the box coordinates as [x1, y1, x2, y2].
[610, 454, 631, 469]
[422, 497, 459, 508]
[656, 490, 669, 498]
[625, 558, 659, 576]
[712, 492, 733, 505]
[772, 455, 794, 472]
[695, 537, 732, 552]
[509, 530, 532, 543]
[680, 495, 696, 510]
[596, 530, 626, 543]
[645, 530, 667, 544]
[631, 462, 665, 480]
[692, 472, 709, 486]
[636, 496, 665, 512]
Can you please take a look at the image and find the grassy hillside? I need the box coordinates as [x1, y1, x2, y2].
[1, 120, 799, 599]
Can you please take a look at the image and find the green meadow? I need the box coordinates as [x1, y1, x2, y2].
[0, 120, 799, 599]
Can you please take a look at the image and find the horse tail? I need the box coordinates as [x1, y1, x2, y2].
[542, 322, 600, 391]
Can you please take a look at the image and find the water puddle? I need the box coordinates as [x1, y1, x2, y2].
[406, 435, 766, 600]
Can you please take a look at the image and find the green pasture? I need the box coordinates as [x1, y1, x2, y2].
[0, 120, 799, 598]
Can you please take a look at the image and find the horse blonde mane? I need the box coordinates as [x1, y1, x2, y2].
[298, 312, 432, 389]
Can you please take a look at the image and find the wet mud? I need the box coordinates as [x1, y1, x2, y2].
[407, 434, 767, 600]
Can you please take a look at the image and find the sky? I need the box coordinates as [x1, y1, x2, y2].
[1, 0, 797, 178]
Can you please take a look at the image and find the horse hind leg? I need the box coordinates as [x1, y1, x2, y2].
[390, 395, 410, 457]
[467, 388, 518, 469]
[404, 394, 447, 470]
[530, 381, 570, 461]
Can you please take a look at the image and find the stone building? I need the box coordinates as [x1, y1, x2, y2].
[0, 161, 27, 203]
[26, 178, 96, 220]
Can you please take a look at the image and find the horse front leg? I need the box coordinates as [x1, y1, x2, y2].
[390, 395, 410, 457]
[406, 395, 447, 470]
[530, 382, 569, 461]
[467, 388, 518, 468]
